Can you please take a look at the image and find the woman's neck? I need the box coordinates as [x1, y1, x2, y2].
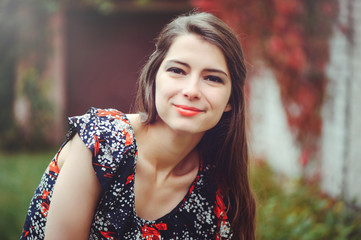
[128, 114, 203, 178]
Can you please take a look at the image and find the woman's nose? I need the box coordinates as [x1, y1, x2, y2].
[182, 76, 201, 100]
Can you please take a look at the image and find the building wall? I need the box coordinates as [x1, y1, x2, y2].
[322, 0, 361, 207]
[46, 10, 67, 143]
[65, 9, 182, 117]
[344, 0, 361, 206]
[248, 66, 301, 177]
[321, 0, 351, 198]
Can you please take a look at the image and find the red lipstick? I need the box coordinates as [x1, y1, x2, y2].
[174, 105, 203, 117]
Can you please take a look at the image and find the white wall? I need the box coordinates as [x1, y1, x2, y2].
[248, 67, 301, 177]
[344, 0, 361, 206]
[322, 0, 361, 207]
[321, 0, 351, 198]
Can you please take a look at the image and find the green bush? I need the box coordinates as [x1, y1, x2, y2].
[0, 151, 53, 240]
[251, 162, 361, 240]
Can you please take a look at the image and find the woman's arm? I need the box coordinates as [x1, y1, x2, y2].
[44, 133, 101, 240]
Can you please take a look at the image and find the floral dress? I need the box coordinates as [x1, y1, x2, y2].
[21, 107, 232, 239]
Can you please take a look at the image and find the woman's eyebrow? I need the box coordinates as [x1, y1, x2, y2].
[204, 68, 229, 77]
[165, 60, 228, 77]
[165, 60, 190, 68]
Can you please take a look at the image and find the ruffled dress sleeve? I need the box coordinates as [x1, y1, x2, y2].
[67, 107, 136, 193]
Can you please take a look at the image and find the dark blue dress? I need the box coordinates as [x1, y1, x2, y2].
[21, 107, 232, 239]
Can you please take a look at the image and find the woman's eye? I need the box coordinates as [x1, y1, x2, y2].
[167, 67, 185, 75]
[205, 75, 223, 83]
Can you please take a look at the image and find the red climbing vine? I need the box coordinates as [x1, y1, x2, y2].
[192, 0, 339, 167]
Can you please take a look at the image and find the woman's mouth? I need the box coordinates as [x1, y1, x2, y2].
[174, 105, 204, 117]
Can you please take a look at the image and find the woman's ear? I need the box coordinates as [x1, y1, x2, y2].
[224, 103, 232, 112]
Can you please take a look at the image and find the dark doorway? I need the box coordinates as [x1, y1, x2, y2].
[65, 9, 181, 116]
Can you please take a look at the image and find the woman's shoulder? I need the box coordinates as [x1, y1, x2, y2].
[66, 107, 139, 192]
[68, 107, 136, 133]
[83, 107, 130, 123]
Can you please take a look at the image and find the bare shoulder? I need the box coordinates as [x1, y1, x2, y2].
[126, 113, 143, 133]
[57, 134, 90, 170]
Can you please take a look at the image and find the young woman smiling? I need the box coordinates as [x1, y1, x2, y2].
[21, 12, 256, 240]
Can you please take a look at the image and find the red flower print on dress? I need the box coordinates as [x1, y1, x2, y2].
[141, 223, 167, 240]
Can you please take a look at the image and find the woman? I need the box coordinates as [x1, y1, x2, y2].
[21, 11, 256, 239]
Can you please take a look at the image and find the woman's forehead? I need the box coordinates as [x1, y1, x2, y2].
[163, 34, 228, 73]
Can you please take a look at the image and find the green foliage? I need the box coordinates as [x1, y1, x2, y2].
[17, 68, 54, 148]
[251, 162, 361, 239]
[0, 151, 54, 240]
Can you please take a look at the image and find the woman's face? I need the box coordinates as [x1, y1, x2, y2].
[154, 33, 232, 135]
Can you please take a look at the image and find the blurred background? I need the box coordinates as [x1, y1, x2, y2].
[1, 0, 361, 239]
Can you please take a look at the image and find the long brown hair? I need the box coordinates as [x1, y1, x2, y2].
[135, 11, 256, 240]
